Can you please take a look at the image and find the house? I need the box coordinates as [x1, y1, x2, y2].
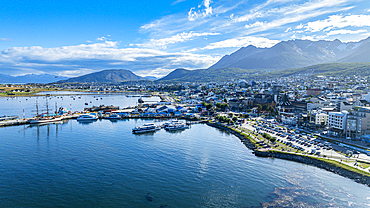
[276, 94, 297, 125]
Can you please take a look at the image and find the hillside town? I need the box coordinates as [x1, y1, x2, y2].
[2, 74, 370, 142]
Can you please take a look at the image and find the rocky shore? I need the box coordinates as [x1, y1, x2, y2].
[207, 122, 370, 187]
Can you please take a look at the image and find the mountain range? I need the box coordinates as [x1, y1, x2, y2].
[2, 36, 370, 84]
[209, 36, 370, 70]
[57, 69, 143, 83]
[0, 74, 68, 84]
[157, 62, 370, 82]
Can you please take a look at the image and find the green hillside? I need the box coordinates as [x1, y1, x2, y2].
[58, 69, 142, 83]
[158, 62, 370, 82]
[158, 68, 261, 82]
[256, 62, 370, 78]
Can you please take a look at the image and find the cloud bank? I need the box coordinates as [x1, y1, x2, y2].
[0, 41, 219, 77]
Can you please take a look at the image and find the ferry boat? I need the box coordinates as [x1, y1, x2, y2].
[132, 123, 161, 134]
[77, 113, 98, 121]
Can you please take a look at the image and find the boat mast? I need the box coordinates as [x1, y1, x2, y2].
[36, 100, 39, 118]
[46, 97, 49, 117]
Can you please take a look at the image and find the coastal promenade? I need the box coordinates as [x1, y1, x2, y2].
[207, 120, 370, 187]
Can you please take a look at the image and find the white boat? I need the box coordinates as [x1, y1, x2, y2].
[165, 122, 189, 131]
[77, 113, 98, 121]
[29, 116, 63, 124]
[105, 113, 121, 120]
[132, 123, 161, 134]
[162, 119, 182, 128]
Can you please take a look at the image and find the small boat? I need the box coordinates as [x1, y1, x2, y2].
[132, 123, 161, 134]
[85, 102, 88, 105]
[164, 120, 189, 131]
[77, 113, 98, 121]
[105, 113, 121, 120]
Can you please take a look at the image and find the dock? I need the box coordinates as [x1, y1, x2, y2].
[0, 119, 30, 127]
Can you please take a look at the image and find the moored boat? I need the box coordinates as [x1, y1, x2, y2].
[165, 122, 189, 131]
[105, 113, 121, 120]
[77, 113, 98, 121]
[132, 123, 161, 134]
[29, 116, 63, 124]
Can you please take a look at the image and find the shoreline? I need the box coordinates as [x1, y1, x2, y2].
[3, 112, 370, 187]
[206, 122, 370, 187]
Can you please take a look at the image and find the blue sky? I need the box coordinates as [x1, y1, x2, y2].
[1, 0, 370, 78]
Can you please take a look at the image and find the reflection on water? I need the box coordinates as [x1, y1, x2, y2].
[77, 120, 98, 125]
[1, 119, 370, 207]
[261, 168, 370, 208]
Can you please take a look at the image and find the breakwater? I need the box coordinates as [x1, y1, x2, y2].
[207, 122, 370, 187]
[255, 150, 370, 187]
[207, 122, 257, 150]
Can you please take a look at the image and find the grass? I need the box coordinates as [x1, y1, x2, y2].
[267, 149, 370, 176]
[358, 162, 370, 169]
[215, 122, 370, 177]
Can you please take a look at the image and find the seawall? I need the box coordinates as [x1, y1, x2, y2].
[255, 150, 370, 187]
[207, 122, 257, 151]
[207, 122, 370, 187]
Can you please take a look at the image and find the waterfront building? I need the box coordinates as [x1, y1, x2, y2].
[346, 106, 370, 138]
[328, 111, 348, 134]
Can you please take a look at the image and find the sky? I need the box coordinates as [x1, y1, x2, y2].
[1, 0, 370, 78]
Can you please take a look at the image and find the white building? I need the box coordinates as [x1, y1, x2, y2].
[310, 110, 328, 126]
[362, 93, 370, 102]
[328, 111, 348, 132]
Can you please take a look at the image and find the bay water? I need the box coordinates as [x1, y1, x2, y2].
[0, 94, 370, 207]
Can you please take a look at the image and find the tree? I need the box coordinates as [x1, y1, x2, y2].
[232, 116, 238, 122]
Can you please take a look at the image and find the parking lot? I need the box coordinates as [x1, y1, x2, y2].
[241, 119, 370, 171]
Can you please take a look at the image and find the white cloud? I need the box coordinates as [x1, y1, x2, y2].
[0, 38, 12, 41]
[304, 14, 370, 32]
[172, 0, 187, 5]
[140, 20, 162, 30]
[203, 36, 280, 50]
[296, 24, 304, 29]
[0, 41, 219, 77]
[187, 0, 213, 21]
[245, 21, 266, 28]
[301, 35, 328, 41]
[242, 7, 352, 35]
[188, 8, 199, 21]
[97, 36, 109, 41]
[203, 0, 213, 16]
[284, 27, 292, 32]
[137, 31, 220, 48]
[326, 29, 367, 36]
[284, 0, 349, 15]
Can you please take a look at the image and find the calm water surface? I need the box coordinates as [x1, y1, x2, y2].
[1, 118, 370, 207]
[0, 93, 160, 117]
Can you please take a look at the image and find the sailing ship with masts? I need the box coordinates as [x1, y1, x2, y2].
[29, 98, 64, 124]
